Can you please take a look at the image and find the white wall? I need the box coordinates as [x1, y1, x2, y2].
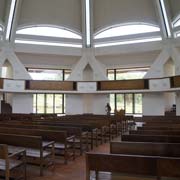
[96, 51, 159, 69]
[66, 94, 108, 115]
[66, 94, 83, 115]
[12, 94, 33, 114]
[143, 93, 165, 115]
[164, 92, 176, 111]
[93, 94, 108, 114]
[16, 52, 80, 69]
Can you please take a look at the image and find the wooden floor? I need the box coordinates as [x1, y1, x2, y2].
[27, 141, 177, 180]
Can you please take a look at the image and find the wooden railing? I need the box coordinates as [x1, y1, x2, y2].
[0, 75, 179, 92]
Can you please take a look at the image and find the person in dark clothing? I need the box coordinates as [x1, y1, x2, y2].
[105, 103, 111, 115]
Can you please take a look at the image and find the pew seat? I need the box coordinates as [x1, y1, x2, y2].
[0, 144, 26, 180]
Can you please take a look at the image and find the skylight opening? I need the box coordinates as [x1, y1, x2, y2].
[159, 0, 171, 38]
[85, 0, 91, 47]
[176, 32, 180, 37]
[95, 37, 162, 48]
[15, 39, 82, 48]
[16, 26, 81, 39]
[6, 0, 16, 40]
[95, 24, 160, 39]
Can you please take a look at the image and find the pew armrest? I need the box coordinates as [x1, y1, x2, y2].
[43, 141, 55, 149]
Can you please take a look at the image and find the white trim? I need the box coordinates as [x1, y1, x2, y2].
[6, 0, 16, 40]
[85, 0, 91, 47]
[159, 0, 172, 38]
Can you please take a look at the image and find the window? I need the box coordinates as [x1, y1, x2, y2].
[27, 68, 71, 81]
[107, 67, 148, 80]
[108, 67, 146, 114]
[110, 93, 142, 115]
[17, 26, 81, 39]
[94, 23, 161, 47]
[15, 26, 82, 48]
[33, 94, 65, 114]
[95, 24, 160, 39]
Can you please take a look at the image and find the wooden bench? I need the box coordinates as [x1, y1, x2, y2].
[0, 133, 54, 176]
[122, 134, 180, 143]
[0, 128, 75, 164]
[130, 129, 180, 135]
[110, 141, 180, 157]
[138, 126, 180, 130]
[86, 152, 180, 180]
[0, 122, 96, 150]
[0, 144, 26, 180]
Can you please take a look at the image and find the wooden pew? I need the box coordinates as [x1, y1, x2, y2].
[0, 125, 87, 156]
[110, 141, 180, 157]
[122, 134, 180, 143]
[138, 126, 180, 130]
[0, 128, 75, 164]
[86, 153, 157, 180]
[86, 153, 180, 180]
[0, 122, 96, 150]
[0, 133, 54, 176]
[130, 130, 180, 136]
[0, 144, 26, 180]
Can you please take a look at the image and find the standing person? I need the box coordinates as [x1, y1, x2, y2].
[105, 103, 111, 115]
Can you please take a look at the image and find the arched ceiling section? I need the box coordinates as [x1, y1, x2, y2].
[94, 0, 159, 32]
[18, 0, 82, 33]
[169, 0, 180, 21]
[0, 0, 6, 24]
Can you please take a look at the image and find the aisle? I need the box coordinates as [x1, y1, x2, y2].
[28, 143, 110, 180]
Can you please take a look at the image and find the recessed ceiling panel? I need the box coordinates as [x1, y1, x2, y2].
[0, 0, 6, 24]
[18, 0, 82, 32]
[169, 0, 180, 20]
[94, 0, 158, 32]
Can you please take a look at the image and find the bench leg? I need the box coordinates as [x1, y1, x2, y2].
[40, 151, 44, 176]
[95, 170, 99, 180]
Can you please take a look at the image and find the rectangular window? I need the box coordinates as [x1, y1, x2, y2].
[37, 94, 45, 113]
[116, 94, 125, 111]
[55, 94, 63, 114]
[134, 94, 142, 114]
[107, 69, 115, 80]
[110, 93, 142, 115]
[110, 94, 115, 113]
[33, 93, 65, 114]
[125, 94, 133, 114]
[27, 68, 71, 81]
[33, 94, 37, 113]
[64, 69, 71, 80]
[46, 94, 54, 114]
